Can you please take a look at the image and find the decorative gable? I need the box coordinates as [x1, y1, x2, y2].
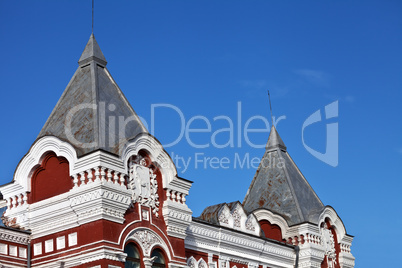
[199, 202, 260, 236]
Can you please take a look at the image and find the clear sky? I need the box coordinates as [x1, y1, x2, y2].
[0, 1, 401, 267]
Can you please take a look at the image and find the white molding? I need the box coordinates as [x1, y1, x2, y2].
[317, 207, 347, 243]
[198, 258, 209, 268]
[73, 150, 125, 175]
[122, 227, 172, 260]
[68, 233, 78, 247]
[162, 200, 192, 239]
[0, 228, 30, 245]
[122, 134, 178, 189]
[0, 243, 7, 254]
[185, 221, 295, 268]
[252, 209, 290, 239]
[0, 258, 27, 268]
[32, 246, 126, 268]
[18, 247, 27, 259]
[56, 236, 65, 250]
[45, 239, 54, 253]
[187, 256, 197, 268]
[68, 180, 132, 225]
[9, 136, 77, 194]
[33, 242, 42, 256]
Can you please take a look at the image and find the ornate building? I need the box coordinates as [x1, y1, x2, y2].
[0, 35, 355, 268]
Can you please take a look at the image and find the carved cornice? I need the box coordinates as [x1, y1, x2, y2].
[0, 227, 30, 245]
[69, 180, 131, 225]
[163, 200, 192, 239]
[185, 221, 294, 265]
[81, 248, 126, 264]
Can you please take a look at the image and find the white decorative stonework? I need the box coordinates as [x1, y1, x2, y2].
[19, 247, 27, 258]
[132, 229, 161, 255]
[218, 205, 232, 227]
[198, 258, 208, 268]
[321, 226, 337, 268]
[219, 259, 228, 268]
[56, 236, 65, 250]
[245, 216, 255, 232]
[187, 256, 197, 268]
[68, 232, 78, 247]
[185, 221, 295, 268]
[0, 227, 30, 244]
[128, 156, 160, 217]
[142, 209, 149, 221]
[215, 203, 260, 236]
[232, 209, 241, 228]
[45, 239, 54, 253]
[34, 242, 42, 256]
[0, 243, 7, 255]
[187, 256, 209, 268]
[219, 211, 229, 224]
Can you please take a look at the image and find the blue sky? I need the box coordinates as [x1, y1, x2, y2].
[0, 1, 401, 267]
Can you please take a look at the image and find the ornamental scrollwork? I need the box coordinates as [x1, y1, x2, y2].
[128, 156, 160, 217]
[232, 208, 241, 228]
[132, 230, 161, 255]
[321, 225, 337, 268]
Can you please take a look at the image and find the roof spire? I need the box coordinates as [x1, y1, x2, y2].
[267, 90, 274, 127]
[92, 0, 94, 33]
[266, 125, 287, 151]
[243, 99, 324, 225]
[265, 90, 286, 151]
[78, 33, 107, 66]
[38, 35, 147, 157]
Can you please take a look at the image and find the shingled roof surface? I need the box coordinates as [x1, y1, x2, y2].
[37, 34, 147, 157]
[243, 126, 324, 226]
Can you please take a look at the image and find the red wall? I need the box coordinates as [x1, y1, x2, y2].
[259, 220, 284, 242]
[29, 153, 71, 203]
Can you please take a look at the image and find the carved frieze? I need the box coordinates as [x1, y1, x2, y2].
[132, 229, 162, 255]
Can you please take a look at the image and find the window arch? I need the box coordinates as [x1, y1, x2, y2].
[151, 248, 166, 268]
[124, 243, 141, 268]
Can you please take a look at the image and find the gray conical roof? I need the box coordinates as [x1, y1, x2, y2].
[38, 34, 147, 156]
[266, 125, 286, 151]
[78, 33, 107, 66]
[243, 126, 324, 226]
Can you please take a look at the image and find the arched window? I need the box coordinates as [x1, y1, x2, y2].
[151, 248, 166, 268]
[124, 243, 141, 268]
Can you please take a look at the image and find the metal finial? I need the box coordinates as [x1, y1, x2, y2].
[92, 0, 94, 33]
[267, 90, 274, 126]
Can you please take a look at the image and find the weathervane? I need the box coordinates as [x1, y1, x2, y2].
[267, 90, 274, 127]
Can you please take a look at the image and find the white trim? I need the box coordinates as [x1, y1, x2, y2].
[0, 228, 30, 245]
[13, 136, 77, 194]
[185, 221, 295, 268]
[122, 227, 172, 260]
[122, 134, 178, 190]
[252, 209, 290, 239]
[317, 207, 346, 243]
